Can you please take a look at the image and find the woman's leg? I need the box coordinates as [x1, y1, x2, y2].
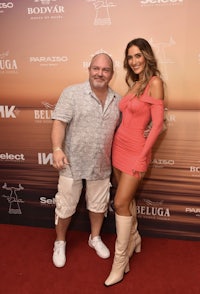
[114, 172, 140, 216]
[113, 167, 121, 185]
[115, 172, 143, 272]
[104, 172, 141, 286]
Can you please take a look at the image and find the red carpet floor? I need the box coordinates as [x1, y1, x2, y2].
[0, 224, 199, 294]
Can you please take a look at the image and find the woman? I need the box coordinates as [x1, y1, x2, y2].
[105, 38, 165, 286]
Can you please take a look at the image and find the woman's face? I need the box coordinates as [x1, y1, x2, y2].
[127, 45, 146, 78]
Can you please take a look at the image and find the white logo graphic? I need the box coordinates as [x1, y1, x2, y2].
[83, 49, 121, 70]
[30, 56, 68, 67]
[0, 105, 17, 119]
[0, 2, 14, 13]
[190, 161, 200, 177]
[0, 153, 25, 161]
[150, 37, 175, 80]
[0, 51, 18, 74]
[2, 183, 24, 215]
[185, 207, 200, 217]
[42, 101, 55, 109]
[40, 196, 55, 206]
[86, 0, 116, 26]
[165, 111, 176, 127]
[34, 101, 55, 123]
[137, 198, 170, 220]
[28, 0, 64, 20]
[38, 152, 53, 165]
[140, 0, 184, 7]
[34, 0, 56, 4]
[151, 158, 175, 169]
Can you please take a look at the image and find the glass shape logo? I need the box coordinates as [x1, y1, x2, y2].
[2, 183, 24, 215]
[86, 0, 116, 26]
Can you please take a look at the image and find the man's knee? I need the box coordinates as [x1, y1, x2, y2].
[55, 176, 82, 222]
[86, 178, 111, 213]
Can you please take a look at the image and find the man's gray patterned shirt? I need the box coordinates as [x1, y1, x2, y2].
[52, 81, 121, 180]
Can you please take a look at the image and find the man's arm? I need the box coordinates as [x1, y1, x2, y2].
[51, 120, 69, 170]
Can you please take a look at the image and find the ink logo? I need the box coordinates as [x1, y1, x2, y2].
[34, 102, 55, 123]
[28, 0, 65, 20]
[2, 183, 24, 215]
[137, 198, 171, 220]
[140, 0, 184, 7]
[190, 161, 200, 177]
[29, 56, 68, 67]
[0, 51, 18, 74]
[0, 2, 14, 13]
[0, 105, 18, 119]
[86, 0, 116, 26]
[38, 152, 53, 165]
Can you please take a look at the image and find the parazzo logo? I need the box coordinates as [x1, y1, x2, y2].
[0, 2, 14, 12]
[0, 105, 17, 118]
[38, 152, 53, 165]
[185, 207, 200, 217]
[140, 0, 184, 6]
[30, 56, 68, 67]
[137, 198, 171, 220]
[0, 51, 18, 73]
[151, 158, 175, 168]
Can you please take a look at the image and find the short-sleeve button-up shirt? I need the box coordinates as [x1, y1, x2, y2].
[52, 81, 121, 180]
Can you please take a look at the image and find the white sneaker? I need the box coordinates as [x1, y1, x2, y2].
[52, 241, 66, 267]
[88, 235, 110, 259]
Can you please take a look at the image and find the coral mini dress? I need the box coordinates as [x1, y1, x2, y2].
[112, 77, 164, 176]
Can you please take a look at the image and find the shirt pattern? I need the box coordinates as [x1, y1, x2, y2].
[52, 81, 121, 180]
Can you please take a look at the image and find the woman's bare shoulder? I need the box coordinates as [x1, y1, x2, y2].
[149, 76, 164, 100]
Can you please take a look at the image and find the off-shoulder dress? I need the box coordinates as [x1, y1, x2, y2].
[112, 77, 164, 176]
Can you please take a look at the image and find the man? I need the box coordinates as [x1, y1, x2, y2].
[51, 53, 121, 267]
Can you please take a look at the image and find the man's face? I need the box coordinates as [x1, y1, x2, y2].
[88, 55, 113, 90]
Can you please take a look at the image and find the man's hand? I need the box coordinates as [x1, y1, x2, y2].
[53, 149, 69, 170]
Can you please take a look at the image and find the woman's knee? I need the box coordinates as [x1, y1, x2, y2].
[114, 199, 129, 214]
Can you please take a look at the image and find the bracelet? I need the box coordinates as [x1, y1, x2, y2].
[53, 147, 62, 152]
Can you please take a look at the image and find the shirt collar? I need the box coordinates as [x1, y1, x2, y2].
[84, 80, 117, 99]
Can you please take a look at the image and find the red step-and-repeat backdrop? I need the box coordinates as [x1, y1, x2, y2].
[0, 0, 200, 240]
